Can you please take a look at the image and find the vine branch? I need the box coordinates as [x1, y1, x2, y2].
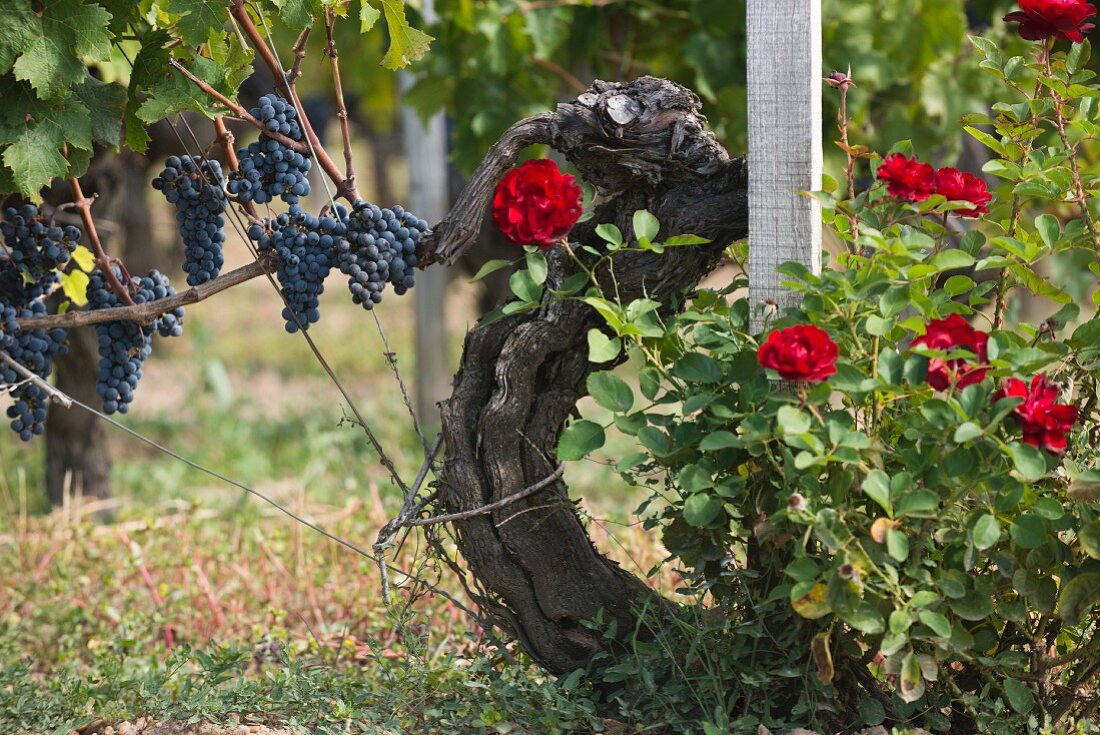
[69, 177, 134, 306]
[287, 27, 311, 85]
[15, 253, 280, 330]
[324, 8, 357, 189]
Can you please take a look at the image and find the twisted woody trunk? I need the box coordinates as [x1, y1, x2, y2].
[422, 77, 749, 673]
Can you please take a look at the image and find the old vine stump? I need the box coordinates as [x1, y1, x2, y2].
[427, 77, 749, 674]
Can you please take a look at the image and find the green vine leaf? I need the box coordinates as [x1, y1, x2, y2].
[272, 0, 323, 28]
[72, 77, 126, 149]
[163, 0, 230, 46]
[11, 0, 113, 100]
[378, 0, 433, 70]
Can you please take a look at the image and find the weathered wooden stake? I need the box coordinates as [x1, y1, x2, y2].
[401, 0, 450, 432]
[747, 0, 823, 332]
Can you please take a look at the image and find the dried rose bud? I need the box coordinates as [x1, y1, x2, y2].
[788, 493, 808, 512]
[870, 517, 901, 544]
[826, 69, 855, 90]
[838, 563, 860, 582]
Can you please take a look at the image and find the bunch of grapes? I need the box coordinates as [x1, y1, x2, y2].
[248, 206, 346, 332]
[0, 300, 68, 440]
[152, 156, 227, 286]
[337, 201, 428, 310]
[87, 268, 184, 414]
[0, 204, 81, 307]
[228, 94, 312, 205]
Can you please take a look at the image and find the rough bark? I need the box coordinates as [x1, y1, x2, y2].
[430, 77, 749, 673]
[45, 325, 111, 506]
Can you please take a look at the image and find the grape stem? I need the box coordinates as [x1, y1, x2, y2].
[167, 60, 309, 155]
[324, 8, 357, 191]
[68, 177, 134, 306]
[213, 116, 261, 221]
[14, 252, 280, 331]
[229, 0, 359, 201]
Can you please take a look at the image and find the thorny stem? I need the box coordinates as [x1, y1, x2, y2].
[168, 60, 308, 154]
[1044, 41, 1100, 251]
[229, 0, 358, 201]
[839, 95, 860, 247]
[68, 177, 134, 306]
[324, 9, 357, 189]
[994, 43, 1049, 329]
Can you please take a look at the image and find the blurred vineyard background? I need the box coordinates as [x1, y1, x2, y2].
[2, 0, 1094, 731]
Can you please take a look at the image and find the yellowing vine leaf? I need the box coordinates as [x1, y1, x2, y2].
[359, 0, 380, 31]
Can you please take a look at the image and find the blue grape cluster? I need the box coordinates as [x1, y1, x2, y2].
[337, 201, 428, 310]
[228, 94, 312, 205]
[0, 300, 68, 441]
[152, 156, 227, 286]
[0, 205, 76, 439]
[88, 268, 184, 414]
[248, 206, 346, 332]
[0, 204, 81, 305]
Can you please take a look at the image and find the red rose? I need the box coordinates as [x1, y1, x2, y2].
[1004, 0, 1096, 42]
[876, 153, 936, 202]
[934, 167, 992, 217]
[994, 375, 1078, 453]
[911, 314, 990, 391]
[757, 325, 838, 383]
[491, 159, 583, 250]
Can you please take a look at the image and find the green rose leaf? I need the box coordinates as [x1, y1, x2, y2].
[587, 372, 633, 413]
[683, 493, 722, 527]
[1056, 572, 1100, 626]
[972, 513, 1001, 550]
[557, 420, 605, 461]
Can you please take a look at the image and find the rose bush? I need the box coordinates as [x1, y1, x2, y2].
[504, 12, 1100, 734]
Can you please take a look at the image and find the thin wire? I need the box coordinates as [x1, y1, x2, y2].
[58, 391, 480, 620]
[371, 309, 429, 454]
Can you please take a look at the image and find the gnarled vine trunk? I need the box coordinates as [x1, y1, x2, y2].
[427, 77, 749, 673]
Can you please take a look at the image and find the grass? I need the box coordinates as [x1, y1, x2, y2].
[0, 233, 667, 733]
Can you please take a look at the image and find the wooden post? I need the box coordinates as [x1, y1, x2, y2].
[401, 0, 450, 432]
[747, 0, 823, 332]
